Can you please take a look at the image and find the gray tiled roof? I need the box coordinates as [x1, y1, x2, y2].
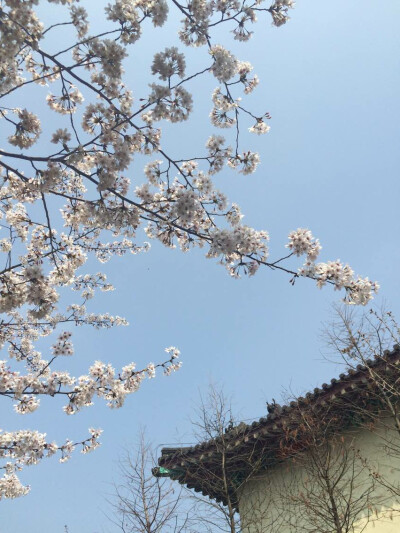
[154, 345, 400, 505]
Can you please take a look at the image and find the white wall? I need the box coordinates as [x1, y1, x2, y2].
[239, 422, 400, 532]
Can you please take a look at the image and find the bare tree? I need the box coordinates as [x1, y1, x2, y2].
[188, 383, 241, 533]
[272, 401, 377, 533]
[150, 383, 279, 532]
[186, 384, 380, 533]
[188, 379, 397, 533]
[108, 430, 189, 533]
[110, 386, 276, 533]
[241, 309, 400, 532]
[183, 384, 283, 533]
[324, 305, 400, 502]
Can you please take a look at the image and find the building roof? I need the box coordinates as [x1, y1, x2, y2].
[154, 345, 400, 507]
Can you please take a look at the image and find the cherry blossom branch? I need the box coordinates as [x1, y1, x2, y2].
[0, 0, 377, 501]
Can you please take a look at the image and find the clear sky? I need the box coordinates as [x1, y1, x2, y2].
[2, 0, 400, 531]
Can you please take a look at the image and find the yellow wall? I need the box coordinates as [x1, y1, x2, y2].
[239, 422, 400, 532]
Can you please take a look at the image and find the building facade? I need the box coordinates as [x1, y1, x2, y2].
[239, 423, 400, 532]
[155, 346, 400, 532]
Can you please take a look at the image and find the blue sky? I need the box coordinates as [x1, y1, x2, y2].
[1, 0, 400, 531]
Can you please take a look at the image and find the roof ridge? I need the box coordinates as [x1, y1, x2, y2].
[158, 344, 400, 460]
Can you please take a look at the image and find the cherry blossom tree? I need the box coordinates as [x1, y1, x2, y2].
[0, 0, 379, 500]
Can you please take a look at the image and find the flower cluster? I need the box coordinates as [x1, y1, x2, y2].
[148, 84, 193, 123]
[299, 260, 380, 306]
[206, 135, 232, 174]
[0, 473, 30, 500]
[0, 345, 181, 415]
[210, 45, 238, 82]
[286, 228, 321, 262]
[46, 86, 84, 114]
[249, 119, 271, 135]
[8, 110, 41, 149]
[177, 0, 282, 46]
[0, 428, 103, 499]
[269, 0, 295, 27]
[105, 0, 141, 45]
[210, 87, 238, 129]
[287, 230, 379, 305]
[151, 47, 186, 80]
[237, 60, 259, 94]
[228, 151, 261, 174]
[208, 226, 269, 277]
[52, 332, 74, 357]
